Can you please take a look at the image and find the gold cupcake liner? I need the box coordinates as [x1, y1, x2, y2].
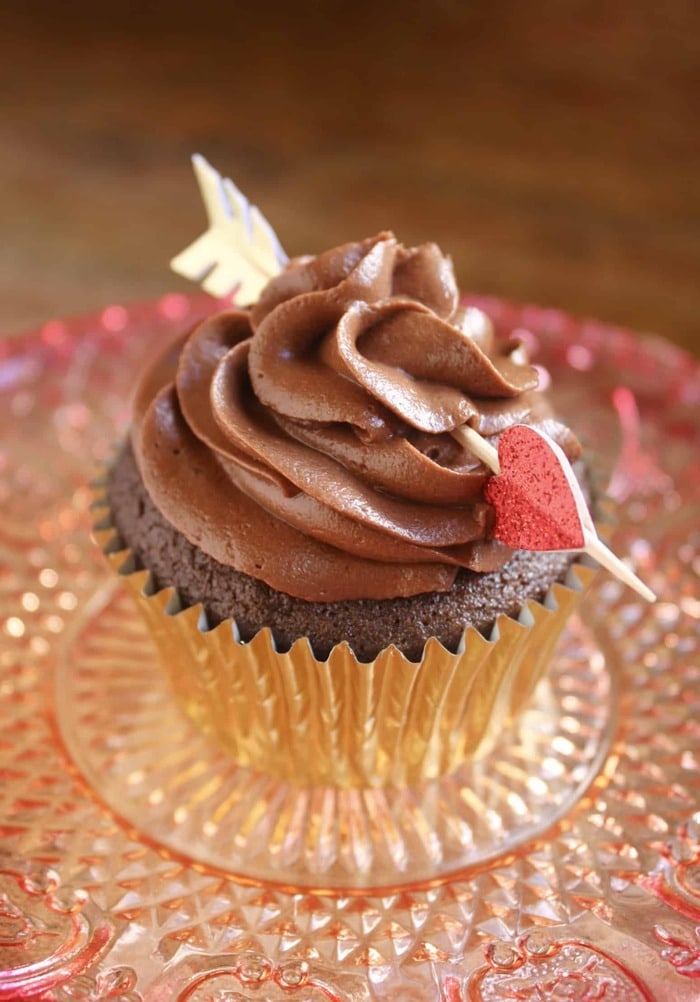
[92, 482, 597, 788]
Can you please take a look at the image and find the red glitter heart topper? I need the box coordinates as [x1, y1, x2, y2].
[484, 424, 594, 551]
[475, 424, 654, 602]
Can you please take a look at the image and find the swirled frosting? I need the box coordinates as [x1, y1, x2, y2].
[132, 233, 581, 601]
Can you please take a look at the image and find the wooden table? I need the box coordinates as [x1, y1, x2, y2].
[2, 0, 698, 355]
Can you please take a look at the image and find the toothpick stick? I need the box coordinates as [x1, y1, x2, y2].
[451, 424, 501, 474]
[583, 531, 656, 603]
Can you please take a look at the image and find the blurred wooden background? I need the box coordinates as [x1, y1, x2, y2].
[1, 0, 698, 354]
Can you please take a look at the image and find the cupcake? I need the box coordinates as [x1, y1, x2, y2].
[93, 161, 628, 788]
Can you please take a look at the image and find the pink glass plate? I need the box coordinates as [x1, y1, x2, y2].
[0, 294, 699, 1000]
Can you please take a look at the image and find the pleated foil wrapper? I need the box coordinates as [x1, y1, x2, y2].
[92, 483, 597, 788]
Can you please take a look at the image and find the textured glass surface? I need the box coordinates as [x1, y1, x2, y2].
[0, 295, 698, 999]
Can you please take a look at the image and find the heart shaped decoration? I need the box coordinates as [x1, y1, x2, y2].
[484, 424, 593, 551]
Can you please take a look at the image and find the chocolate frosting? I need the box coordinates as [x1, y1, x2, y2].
[132, 233, 581, 601]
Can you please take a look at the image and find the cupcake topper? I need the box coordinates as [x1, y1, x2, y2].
[482, 424, 655, 602]
[171, 155, 288, 303]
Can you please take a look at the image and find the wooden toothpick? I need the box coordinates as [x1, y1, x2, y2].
[451, 424, 501, 474]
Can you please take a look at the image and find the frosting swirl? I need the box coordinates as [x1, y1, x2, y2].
[132, 233, 581, 601]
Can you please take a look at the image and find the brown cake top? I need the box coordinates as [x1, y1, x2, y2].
[131, 233, 581, 602]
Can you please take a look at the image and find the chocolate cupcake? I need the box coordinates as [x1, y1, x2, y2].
[94, 229, 598, 787]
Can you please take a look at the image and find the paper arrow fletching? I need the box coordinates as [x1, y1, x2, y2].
[171, 154, 288, 303]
